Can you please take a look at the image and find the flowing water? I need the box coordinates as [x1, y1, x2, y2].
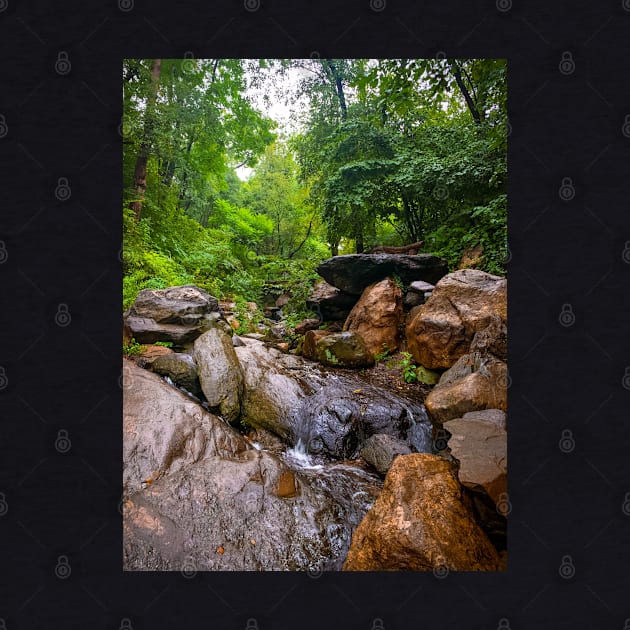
[161, 373, 385, 570]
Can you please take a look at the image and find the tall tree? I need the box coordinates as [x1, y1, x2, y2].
[129, 58, 161, 222]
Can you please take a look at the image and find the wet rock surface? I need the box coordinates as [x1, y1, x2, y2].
[306, 281, 357, 321]
[444, 417, 507, 505]
[342, 454, 502, 571]
[360, 434, 412, 475]
[193, 328, 244, 422]
[235, 343, 433, 459]
[122, 361, 248, 496]
[123, 447, 382, 571]
[314, 331, 375, 368]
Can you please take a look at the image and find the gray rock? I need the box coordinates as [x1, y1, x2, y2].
[470, 314, 507, 361]
[123, 449, 382, 571]
[125, 285, 223, 345]
[235, 343, 433, 459]
[127, 285, 219, 323]
[360, 434, 412, 475]
[122, 360, 248, 496]
[403, 291, 425, 308]
[408, 280, 435, 294]
[462, 409, 507, 430]
[443, 417, 507, 506]
[192, 328, 244, 422]
[150, 352, 201, 396]
[316, 254, 448, 296]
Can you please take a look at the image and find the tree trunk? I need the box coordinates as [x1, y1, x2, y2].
[450, 61, 482, 126]
[355, 230, 364, 254]
[325, 60, 347, 121]
[130, 58, 161, 222]
[330, 239, 339, 257]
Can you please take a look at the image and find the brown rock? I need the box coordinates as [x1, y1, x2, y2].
[274, 470, 299, 498]
[443, 417, 507, 505]
[343, 278, 403, 356]
[406, 269, 507, 370]
[342, 454, 501, 571]
[302, 330, 333, 361]
[425, 353, 508, 424]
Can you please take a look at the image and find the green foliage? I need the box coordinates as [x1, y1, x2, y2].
[324, 347, 339, 365]
[123, 338, 146, 356]
[398, 351, 418, 383]
[123, 58, 506, 326]
[153, 341, 173, 348]
[374, 344, 393, 363]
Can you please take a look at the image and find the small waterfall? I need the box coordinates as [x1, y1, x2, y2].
[284, 438, 323, 470]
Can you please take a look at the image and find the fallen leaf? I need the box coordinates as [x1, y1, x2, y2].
[250, 539, 256, 545]
[353, 389, 362, 394]
[217, 546, 225, 554]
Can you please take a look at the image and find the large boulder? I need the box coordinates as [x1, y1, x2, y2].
[234, 343, 433, 458]
[125, 285, 222, 345]
[360, 434, 412, 475]
[306, 281, 357, 321]
[316, 254, 448, 296]
[443, 416, 507, 506]
[424, 352, 508, 424]
[150, 352, 201, 396]
[122, 360, 248, 496]
[192, 328, 244, 422]
[343, 278, 403, 356]
[314, 331, 375, 368]
[406, 269, 507, 370]
[124, 449, 382, 571]
[342, 454, 502, 571]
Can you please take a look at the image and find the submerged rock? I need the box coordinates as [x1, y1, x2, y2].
[342, 454, 502, 571]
